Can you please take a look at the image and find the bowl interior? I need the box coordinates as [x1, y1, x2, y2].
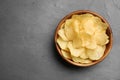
[55, 10, 113, 67]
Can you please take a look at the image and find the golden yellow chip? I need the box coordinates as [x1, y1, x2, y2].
[60, 23, 65, 29]
[58, 28, 68, 41]
[72, 15, 80, 20]
[94, 31, 109, 45]
[61, 50, 71, 59]
[80, 31, 97, 49]
[72, 56, 92, 63]
[67, 42, 85, 57]
[57, 37, 68, 51]
[64, 19, 75, 40]
[73, 20, 80, 34]
[94, 19, 108, 32]
[83, 19, 95, 35]
[79, 51, 88, 59]
[86, 45, 106, 60]
[80, 14, 94, 23]
[72, 32, 83, 48]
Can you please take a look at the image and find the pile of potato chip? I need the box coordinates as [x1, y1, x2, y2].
[57, 13, 109, 64]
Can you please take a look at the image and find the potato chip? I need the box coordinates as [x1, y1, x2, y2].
[73, 20, 80, 34]
[72, 56, 92, 63]
[61, 50, 71, 59]
[57, 37, 68, 51]
[60, 23, 65, 29]
[94, 31, 109, 45]
[80, 14, 94, 22]
[72, 35, 82, 48]
[67, 42, 85, 57]
[83, 19, 95, 35]
[64, 19, 75, 40]
[94, 16, 102, 23]
[72, 15, 80, 20]
[94, 17, 108, 32]
[58, 28, 68, 41]
[86, 45, 106, 60]
[79, 51, 88, 59]
[80, 31, 97, 49]
[73, 20, 84, 32]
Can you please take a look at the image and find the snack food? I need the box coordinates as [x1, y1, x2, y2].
[56, 13, 109, 64]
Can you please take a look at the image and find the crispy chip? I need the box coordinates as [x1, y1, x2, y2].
[72, 15, 80, 20]
[79, 51, 88, 59]
[57, 37, 68, 51]
[60, 23, 65, 29]
[83, 19, 95, 35]
[80, 31, 97, 49]
[58, 28, 68, 41]
[73, 20, 80, 34]
[61, 50, 71, 59]
[94, 31, 109, 45]
[87, 45, 106, 60]
[67, 42, 86, 57]
[72, 35, 82, 49]
[64, 19, 75, 40]
[94, 18, 108, 32]
[72, 56, 92, 63]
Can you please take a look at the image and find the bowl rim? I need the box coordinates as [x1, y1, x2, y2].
[54, 10, 113, 67]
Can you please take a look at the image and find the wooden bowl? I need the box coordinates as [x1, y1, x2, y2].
[54, 10, 113, 67]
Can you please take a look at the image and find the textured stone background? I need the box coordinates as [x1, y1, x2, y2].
[0, 0, 120, 80]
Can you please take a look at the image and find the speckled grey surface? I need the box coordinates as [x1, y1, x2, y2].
[0, 0, 120, 80]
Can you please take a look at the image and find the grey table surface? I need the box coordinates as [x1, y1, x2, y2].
[0, 0, 120, 80]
